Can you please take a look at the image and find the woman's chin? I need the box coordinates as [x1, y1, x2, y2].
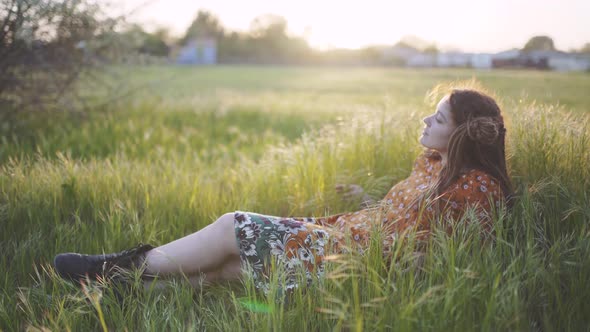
[419, 136, 428, 148]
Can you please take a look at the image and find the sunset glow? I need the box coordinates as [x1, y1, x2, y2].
[120, 0, 589, 52]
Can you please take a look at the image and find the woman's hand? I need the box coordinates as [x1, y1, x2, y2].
[335, 184, 375, 208]
[335, 183, 364, 200]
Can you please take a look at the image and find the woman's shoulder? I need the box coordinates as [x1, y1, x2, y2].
[447, 169, 503, 200]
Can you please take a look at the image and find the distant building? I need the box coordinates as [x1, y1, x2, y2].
[490, 49, 588, 71]
[382, 42, 589, 72]
[520, 50, 568, 69]
[176, 38, 217, 65]
[491, 49, 521, 68]
[437, 52, 472, 67]
[470, 54, 494, 69]
[407, 54, 437, 67]
[548, 54, 590, 71]
[381, 42, 421, 66]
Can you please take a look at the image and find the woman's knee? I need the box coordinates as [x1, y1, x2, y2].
[220, 258, 243, 280]
[215, 212, 235, 228]
[213, 212, 239, 256]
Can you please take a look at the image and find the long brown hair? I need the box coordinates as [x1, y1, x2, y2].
[432, 89, 514, 204]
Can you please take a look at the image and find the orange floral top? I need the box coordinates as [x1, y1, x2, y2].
[233, 151, 505, 292]
[312, 151, 505, 249]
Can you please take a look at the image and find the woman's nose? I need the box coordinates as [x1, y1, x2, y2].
[423, 116, 430, 126]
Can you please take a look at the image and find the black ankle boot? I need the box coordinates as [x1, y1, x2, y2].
[53, 243, 155, 284]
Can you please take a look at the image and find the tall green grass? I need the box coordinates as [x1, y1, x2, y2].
[1, 67, 589, 331]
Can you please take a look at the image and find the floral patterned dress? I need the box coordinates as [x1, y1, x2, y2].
[233, 151, 505, 292]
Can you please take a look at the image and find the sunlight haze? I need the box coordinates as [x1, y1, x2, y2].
[119, 0, 588, 52]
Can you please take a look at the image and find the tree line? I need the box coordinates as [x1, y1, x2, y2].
[130, 10, 320, 65]
[132, 10, 590, 64]
[2, 1, 589, 123]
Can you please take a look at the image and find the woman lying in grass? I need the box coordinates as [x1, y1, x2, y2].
[54, 89, 514, 293]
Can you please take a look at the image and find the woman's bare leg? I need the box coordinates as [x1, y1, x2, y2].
[184, 255, 243, 287]
[143, 256, 243, 291]
[193, 256, 243, 284]
[143, 213, 240, 276]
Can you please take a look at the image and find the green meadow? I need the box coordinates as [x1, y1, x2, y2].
[1, 66, 589, 331]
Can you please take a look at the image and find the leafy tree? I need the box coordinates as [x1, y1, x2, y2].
[579, 43, 590, 54]
[247, 14, 289, 62]
[244, 14, 313, 64]
[523, 35, 555, 52]
[153, 27, 172, 45]
[249, 14, 287, 39]
[181, 10, 224, 45]
[123, 24, 169, 56]
[218, 31, 248, 63]
[0, 0, 128, 121]
[423, 44, 439, 54]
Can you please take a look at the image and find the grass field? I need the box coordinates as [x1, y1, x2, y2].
[1, 66, 589, 331]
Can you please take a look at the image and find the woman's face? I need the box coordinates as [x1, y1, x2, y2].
[420, 96, 457, 152]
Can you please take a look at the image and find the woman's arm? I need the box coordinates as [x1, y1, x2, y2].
[335, 184, 376, 209]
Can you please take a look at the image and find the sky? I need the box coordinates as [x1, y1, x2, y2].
[118, 0, 590, 52]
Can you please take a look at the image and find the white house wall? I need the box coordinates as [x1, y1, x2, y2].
[548, 57, 590, 72]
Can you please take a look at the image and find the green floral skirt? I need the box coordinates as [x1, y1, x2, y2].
[233, 211, 341, 293]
